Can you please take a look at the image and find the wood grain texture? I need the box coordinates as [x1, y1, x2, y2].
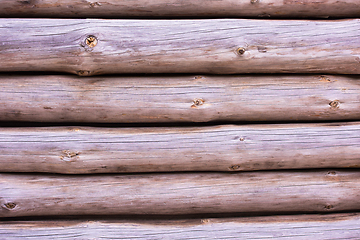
[1, 0, 360, 18]
[0, 123, 359, 173]
[1, 171, 360, 217]
[1, 213, 360, 239]
[1, 74, 360, 123]
[1, 19, 360, 75]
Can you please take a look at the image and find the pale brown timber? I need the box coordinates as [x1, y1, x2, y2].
[1, 19, 360, 75]
[0, 123, 359, 174]
[0, 0, 360, 18]
[1, 75, 360, 123]
[1, 171, 360, 217]
[1, 213, 360, 239]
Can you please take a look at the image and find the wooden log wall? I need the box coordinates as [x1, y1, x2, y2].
[1, 1, 360, 239]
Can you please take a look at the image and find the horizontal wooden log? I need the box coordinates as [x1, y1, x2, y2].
[1, 74, 360, 123]
[1, 213, 360, 239]
[0, 123, 360, 173]
[1, 171, 360, 217]
[1, 0, 360, 18]
[1, 19, 360, 75]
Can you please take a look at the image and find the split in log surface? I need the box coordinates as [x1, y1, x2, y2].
[0, 123, 359, 173]
[1, 19, 360, 75]
[1, 0, 360, 18]
[1, 213, 360, 239]
[1, 74, 360, 123]
[1, 171, 360, 217]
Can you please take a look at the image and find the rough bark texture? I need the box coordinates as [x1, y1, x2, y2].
[1, 74, 360, 123]
[0, 0, 360, 18]
[1, 171, 360, 217]
[1, 213, 360, 239]
[0, 123, 359, 173]
[1, 19, 360, 75]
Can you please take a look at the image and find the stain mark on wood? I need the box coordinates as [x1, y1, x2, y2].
[257, 46, 267, 53]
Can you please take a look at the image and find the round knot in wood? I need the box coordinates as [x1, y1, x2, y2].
[192, 98, 204, 108]
[3, 202, 16, 210]
[324, 204, 333, 210]
[229, 165, 241, 171]
[329, 100, 340, 109]
[237, 47, 246, 55]
[85, 36, 98, 48]
[77, 70, 91, 76]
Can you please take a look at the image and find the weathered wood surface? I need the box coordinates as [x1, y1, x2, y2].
[1, 74, 360, 123]
[1, 213, 360, 239]
[1, 19, 360, 75]
[1, 171, 360, 217]
[1, 0, 360, 18]
[0, 123, 359, 173]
